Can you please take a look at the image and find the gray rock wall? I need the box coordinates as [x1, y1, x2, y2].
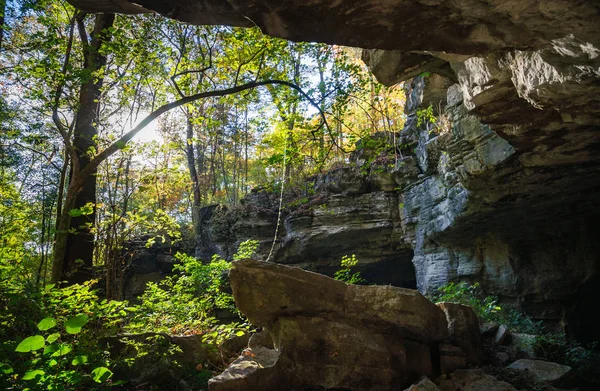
[197, 37, 600, 342]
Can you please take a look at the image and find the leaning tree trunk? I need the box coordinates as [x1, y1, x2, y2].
[52, 13, 115, 284]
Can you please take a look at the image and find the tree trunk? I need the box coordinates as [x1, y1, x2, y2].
[52, 13, 115, 283]
[185, 114, 203, 257]
[0, 0, 5, 51]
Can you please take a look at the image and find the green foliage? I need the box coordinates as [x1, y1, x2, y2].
[129, 240, 257, 335]
[416, 104, 436, 128]
[429, 282, 541, 334]
[8, 311, 115, 390]
[1, 277, 128, 390]
[233, 239, 260, 261]
[333, 254, 366, 285]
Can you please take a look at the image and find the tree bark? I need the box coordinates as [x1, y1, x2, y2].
[185, 114, 203, 256]
[55, 13, 115, 283]
[0, 0, 5, 51]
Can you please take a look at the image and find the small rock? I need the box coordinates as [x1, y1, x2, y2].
[208, 346, 281, 391]
[404, 377, 440, 391]
[496, 352, 510, 364]
[481, 322, 499, 336]
[508, 359, 571, 384]
[438, 369, 518, 391]
[511, 333, 537, 358]
[495, 325, 511, 345]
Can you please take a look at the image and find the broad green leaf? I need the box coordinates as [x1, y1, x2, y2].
[235, 330, 245, 337]
[22, 369, 45, 380]
[0, 363, 13, 374]
[47, 333, 60, 343]
[68, 208, 82, 217]
[91, 367, 113, 383]
[37, 317, 57, 331]
[44, 343, 59, 356]
[64, 314, 89, 334]
[71, 355, 88, 366]
[48, 359, 58, 367]
[15, 335, 45, 352]
[51, 343, 72, 357]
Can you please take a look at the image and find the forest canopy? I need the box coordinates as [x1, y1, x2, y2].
[1, 0, 405, 284]
[0, 0, 405, 388]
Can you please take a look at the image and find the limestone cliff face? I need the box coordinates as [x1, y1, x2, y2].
[197, 37, 600, 342]
[370, 36, 600, 342]
[196, 162, 417, 288]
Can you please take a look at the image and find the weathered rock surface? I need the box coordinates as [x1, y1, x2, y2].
[214, 259, 451, 390]
[197, 160, 418, 288]
[389, 55, 600, 342]
[404, 377, 440, 391]
[67, 0, 600, 56]
[508, 359, 571, 384]
[117, 235, 193, 300]
[438, 302, 482, 364]
[230, 259, 448, 342]
[208, 346, 281, 391]
[438, 370, 518, 391]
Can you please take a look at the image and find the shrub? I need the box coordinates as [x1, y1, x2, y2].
[428, 282, 541, 334]
[1, 281, 128, 390]
[334, 254, 366, 285]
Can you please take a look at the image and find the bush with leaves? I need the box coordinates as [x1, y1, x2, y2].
[1, 280, 129, 390]
[428, 282, 541, 334]
[128, 240, 258, 335]
[333, 254, 366, 285]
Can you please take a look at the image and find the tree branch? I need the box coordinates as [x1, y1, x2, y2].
[80, 79, 329, 180]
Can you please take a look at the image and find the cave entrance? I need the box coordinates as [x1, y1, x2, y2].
[567, 274, 600, 345]
[359, 249, 417, 289]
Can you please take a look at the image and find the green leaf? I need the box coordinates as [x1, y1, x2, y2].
[15, 335, 45, 352]
[43, 343, 59, 356]
[47, 333, 60, 343]
[91, 367, 113, 383]
[68, 208, 82, 217]
[51, 343, 72, 357]
[48, 359, 58, 367]
[0, 363, 14, 374]
[37, 317, 57, 331]
[71, 355, 88, 366]
[64, 314, 89, 334]
[22, 369, 45, 380]
[235, 330, 245, 337]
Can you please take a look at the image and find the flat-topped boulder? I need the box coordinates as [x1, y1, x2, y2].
[211, 259, 452, 390]
[229, 259, 448, 343]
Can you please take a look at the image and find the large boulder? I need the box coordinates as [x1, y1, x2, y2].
[230, 259, 448, 342]
[438, 302, 482, 364]
[212, 259, 449, 390]
[508, 359, 571, 384]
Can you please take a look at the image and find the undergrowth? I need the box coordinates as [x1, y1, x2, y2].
[1, 240, 259, 390]
[429, 282, 600, 387]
